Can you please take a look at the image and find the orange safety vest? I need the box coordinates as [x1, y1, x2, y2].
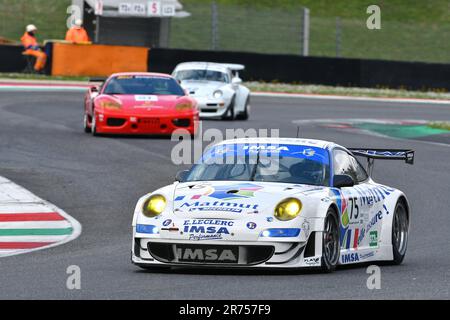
[65, 27, 90, 43]
[21, 32, 38, 49]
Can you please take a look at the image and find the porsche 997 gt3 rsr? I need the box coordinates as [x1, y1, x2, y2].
[172, 62, 250, 120]
[131, 138, 413, 272]
[83, 72, 199, 136]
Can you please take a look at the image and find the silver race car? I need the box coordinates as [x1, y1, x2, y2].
[172, 62, 250, 120]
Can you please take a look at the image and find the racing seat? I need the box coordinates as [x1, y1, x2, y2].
[22, 52, 36, 74]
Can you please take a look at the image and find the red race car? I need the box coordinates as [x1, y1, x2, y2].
[83, 72, 199, 136]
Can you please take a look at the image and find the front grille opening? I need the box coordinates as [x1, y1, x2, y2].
[201, 109, 217, 113]
[303, 232, 316, 258]
[134, 238, 141, 258]
[206, 103, 219, 107]
[172, 119, 191, 127]
[148, 243, 274, 266]
[107, 118, 126, 127]
[246, 246, 275, 265]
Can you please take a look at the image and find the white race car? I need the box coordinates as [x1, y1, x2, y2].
[131, 138, 413, 272]
[172, 62, 250, 120]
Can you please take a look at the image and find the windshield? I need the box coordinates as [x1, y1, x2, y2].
[103, 75, 185, 95]
[185, 144, 330, 186]
[174, 69, 229, 83]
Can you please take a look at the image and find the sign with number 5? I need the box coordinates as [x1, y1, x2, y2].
[147, 1, 161, 16]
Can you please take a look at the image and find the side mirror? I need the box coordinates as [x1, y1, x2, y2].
[90, 86, 99, 92]
[231, 77, 242, 87]
[175, 170, 189, 182]
[333, 174, 355, 188]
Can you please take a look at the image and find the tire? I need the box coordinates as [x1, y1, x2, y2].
[391, 200, 409, 265]
[236, 96, 250, 120]
[83, 113, 91, 133]
[320, 208, 340, 273]
[91, 111, 98, 136]
[221, 97, 235, 120]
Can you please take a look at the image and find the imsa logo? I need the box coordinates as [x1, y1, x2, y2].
[176, 246, 238, 263]
[341, 252, 360, 264]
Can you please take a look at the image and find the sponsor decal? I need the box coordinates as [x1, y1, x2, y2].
[366, 204, 390, 233]
[207, 183, 263, 200]
[342, 228, 360, 249]
[183, 219, 233, 240]
[369, 230, 378, 247]
[266, 217, 274, 222]
[246, 222, 257, 230]
[301, 148, 316, 157]
[359, 251, 375, 260]
[183, 225, 230, 234]
[341, 252, 360, 264]
[304, 256, 320, 266]
[135, 95, 158, 102]
[176, 246, 238, 263]
[203, 144, 329, 164]
[162, 219, 172, 226]
[179, 200, 259, 213]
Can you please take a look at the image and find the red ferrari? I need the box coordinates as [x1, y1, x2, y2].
[83, 72, 199, 136]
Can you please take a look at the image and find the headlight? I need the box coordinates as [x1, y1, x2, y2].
[175, 102, 194, 111]
[274, 198, 302, 221]
[99, 100, 122, 110]
[213, 90, 223, 99]
[142, 194, 166, 217]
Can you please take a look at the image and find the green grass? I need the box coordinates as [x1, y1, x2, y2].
[171, 0, 450, 63]
[428, 122, 450, 131]
[245, 81, 450, 100]
[1, 0, 449, 62]
[0, 72, 88, 81]
[0, 0, 71, 43]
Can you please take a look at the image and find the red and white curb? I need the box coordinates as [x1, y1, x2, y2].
[0, 176, 81, 257]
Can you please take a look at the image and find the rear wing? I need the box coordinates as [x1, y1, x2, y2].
[347, 148, 414, 175]
[89, 77, 107, 84]
[221, 63, 245, 71]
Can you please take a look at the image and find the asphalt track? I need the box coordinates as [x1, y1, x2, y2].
[0, 91, 449, 299]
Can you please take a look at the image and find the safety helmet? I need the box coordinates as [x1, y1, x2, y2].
[26, 24, 37, 32]
[75, 19, 83, 27]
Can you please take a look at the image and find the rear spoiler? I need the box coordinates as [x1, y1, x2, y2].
[220, 63, 245, 71]
[347, 148, 414, 175]
[89, 77, 107, 83]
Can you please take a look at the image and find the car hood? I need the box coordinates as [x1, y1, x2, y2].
[171, 180, 327, 219]
[180, 81, 224, 97]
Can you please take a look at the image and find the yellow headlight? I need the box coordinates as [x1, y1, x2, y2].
[274, 198, 302, 221]
[142, 195, 166, 217]
[175, 102, 193, 111]
[99, 100, 122, 110]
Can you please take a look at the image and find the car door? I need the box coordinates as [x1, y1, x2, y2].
[333, 149, 370, 255]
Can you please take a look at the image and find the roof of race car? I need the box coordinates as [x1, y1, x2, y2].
[215, 137, 338, 150]
[174, 62, 241, 73]
[108, 72, 173, 78]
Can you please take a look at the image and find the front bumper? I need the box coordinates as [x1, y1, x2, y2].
[193, 96, 229, 118]
[94, 112, 199, 135]
[131, 237, 317, 269]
